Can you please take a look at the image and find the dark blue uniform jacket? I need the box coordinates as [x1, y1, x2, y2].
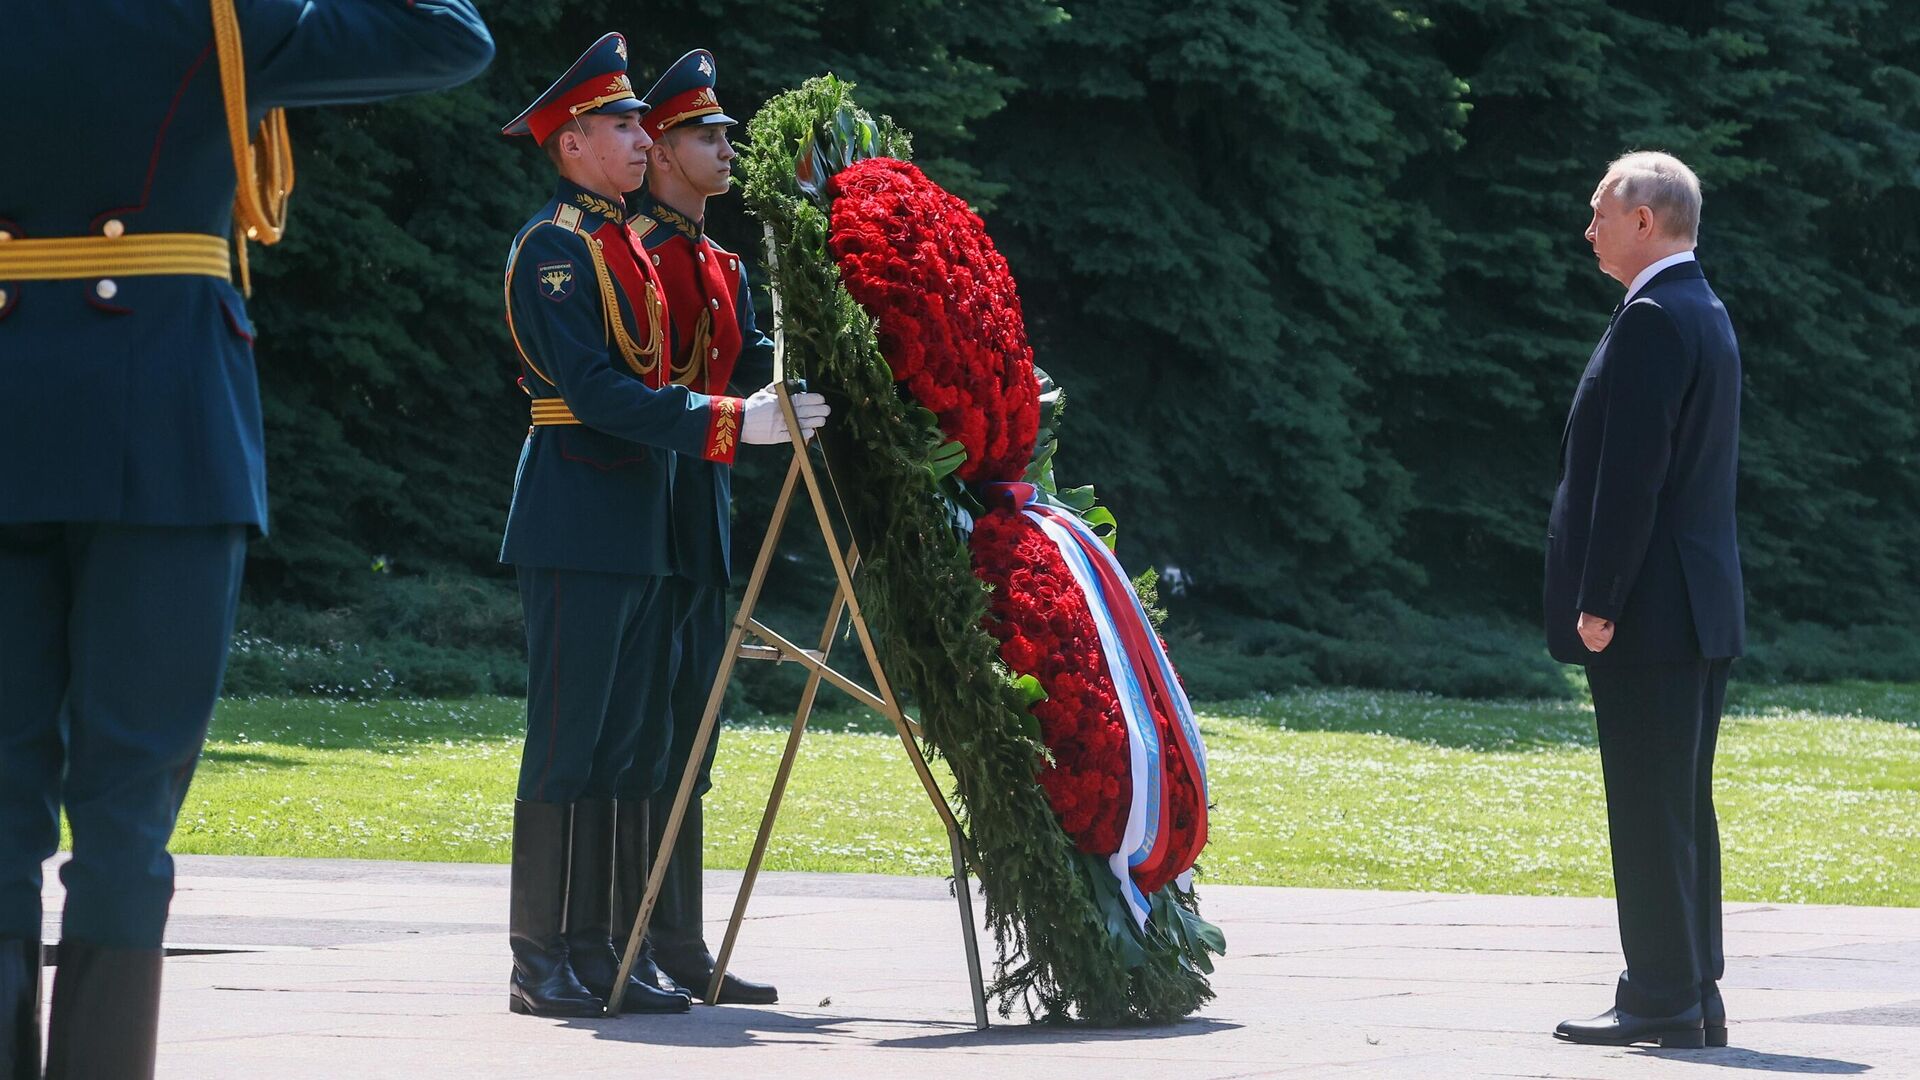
[0, 1, 494, 532]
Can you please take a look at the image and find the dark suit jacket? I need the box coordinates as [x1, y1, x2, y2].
[1545, 259, 1745, 666]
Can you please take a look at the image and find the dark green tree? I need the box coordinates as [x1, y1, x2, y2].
[235, 0, 1920, 695]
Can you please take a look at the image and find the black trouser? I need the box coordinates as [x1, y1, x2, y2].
[629, 581, 723, 953]
[1587, 658, 1732, 1017]
[515, 566, 676, 802]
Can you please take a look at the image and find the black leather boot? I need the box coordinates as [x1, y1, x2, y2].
[612, 799, 689, 998]
[44, 940, 162, 1079]
[568, 799, 688, 1014]
[1703, 985, 1728, 1047]
[509, 800, 604, 1017]
[1, 938, 40, 1080]
[648, 793, 779, 1005]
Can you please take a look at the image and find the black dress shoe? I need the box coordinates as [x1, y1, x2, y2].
[654, 943, 779, 1006]
[1555, 1004, 1706, 1048]
[1703, 990, 1728, 1047]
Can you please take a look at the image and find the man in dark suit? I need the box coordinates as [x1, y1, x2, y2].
[0, 5, 493, 1077]
[1545, 151, 1745, 1050]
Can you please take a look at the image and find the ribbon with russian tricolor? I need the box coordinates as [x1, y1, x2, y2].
[988, 482, 1210, 929]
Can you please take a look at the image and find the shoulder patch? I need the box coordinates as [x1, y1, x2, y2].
[555, 204, 584, 232]
[536, 259, 576, 302]
[632, 216, 659, 241]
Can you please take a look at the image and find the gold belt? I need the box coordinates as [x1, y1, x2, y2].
[0, 233, 232, 281]
[530, 398, 582, 426]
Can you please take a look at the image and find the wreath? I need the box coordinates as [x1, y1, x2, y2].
[740, 76, 1223, 1024]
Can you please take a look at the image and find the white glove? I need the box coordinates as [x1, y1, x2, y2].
[741, 385, 831, 445]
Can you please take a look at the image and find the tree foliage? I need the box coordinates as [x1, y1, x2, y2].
[243, 0, 1920, 694]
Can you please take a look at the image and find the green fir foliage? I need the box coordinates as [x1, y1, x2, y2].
[241, 1, 1919, 698]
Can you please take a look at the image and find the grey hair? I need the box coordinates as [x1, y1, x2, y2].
[1601, 151, 1702, 244]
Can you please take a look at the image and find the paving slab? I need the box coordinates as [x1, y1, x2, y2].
[32, 855, 1920, 1078]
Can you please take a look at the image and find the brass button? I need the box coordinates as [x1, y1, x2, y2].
[697, 251, 706, 263]
[651, 254, 661, 266]
[728, 258, 737, 271]
[103, 219, 125, 238]
[710, 297, 720, 309]
[0, 289, 9, 307]
[95, 279, 118, 300]
[709, 347, 719, 359]
[0, 230, 11, 242]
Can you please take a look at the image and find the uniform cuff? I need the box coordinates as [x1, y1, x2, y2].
[704, 396, 742, 464]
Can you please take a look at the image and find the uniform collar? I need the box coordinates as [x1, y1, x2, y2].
[553, 177, 626, 226]
[631, 188, 703, 241]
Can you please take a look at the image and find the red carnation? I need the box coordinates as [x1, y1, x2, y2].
[968, 508, 1131, 855]
[827, 158, 1041, 485]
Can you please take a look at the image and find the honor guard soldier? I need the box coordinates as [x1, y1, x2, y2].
[622, 48, 780, 1005]
[498, 34, 827, 1019]
[0, 3, 492, 1077]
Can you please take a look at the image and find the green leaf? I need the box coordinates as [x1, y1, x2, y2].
[1012, 672, 1049, 707]
[927, 438, 969, 482]
[1053, 484, 1097, 513]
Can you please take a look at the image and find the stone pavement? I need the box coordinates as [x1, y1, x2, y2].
[35, 855, 1920, 1078]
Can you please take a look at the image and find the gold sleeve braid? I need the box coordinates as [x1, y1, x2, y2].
[211, 0, 295, 297]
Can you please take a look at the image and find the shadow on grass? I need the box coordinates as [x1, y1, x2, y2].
[209, 696, 526, 752]
[1727, 680, 1920, 730]
[198, 746, 306, 770]
[1223, 680, 1920, 751]
[206, 681, 1920, 761]
[730, 709, 897, 737]
[1222, 689, 1598, 752]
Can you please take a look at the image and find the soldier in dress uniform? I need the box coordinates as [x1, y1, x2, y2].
[0, 4, 493, 1077]
[618, 48, 781, 1006]
[497, 34, 827, 1019]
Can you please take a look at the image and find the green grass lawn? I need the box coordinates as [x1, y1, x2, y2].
[158, 682, 1920, 907]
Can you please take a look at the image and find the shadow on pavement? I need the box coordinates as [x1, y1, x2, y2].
[872, 1015, 1243, 1049]
[563, 1007, 1240, 1050]
[1627, 1047, 1871, 1073]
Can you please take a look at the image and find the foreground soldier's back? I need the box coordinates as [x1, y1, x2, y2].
[0, 4, 493, 1077]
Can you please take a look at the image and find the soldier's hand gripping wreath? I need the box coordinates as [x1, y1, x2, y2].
[741, 385, 830, 444]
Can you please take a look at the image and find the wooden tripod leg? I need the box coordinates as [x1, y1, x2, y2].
[706, 571, 854, 1003]
[798, 440, 990, 1020]
[608, 455, 804, 1015]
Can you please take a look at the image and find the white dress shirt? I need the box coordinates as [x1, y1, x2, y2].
[1625, 250, 1697, 304]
